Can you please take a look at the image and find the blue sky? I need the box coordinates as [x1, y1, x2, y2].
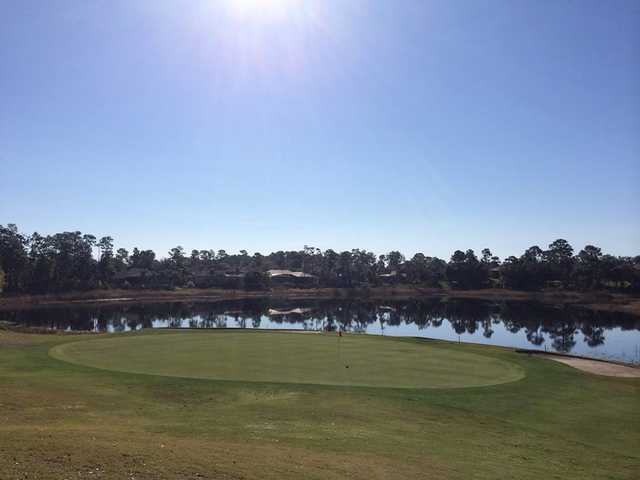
[1, 0, 638, 259]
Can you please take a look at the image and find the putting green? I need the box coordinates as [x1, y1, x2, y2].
[50, 331, 525, 388]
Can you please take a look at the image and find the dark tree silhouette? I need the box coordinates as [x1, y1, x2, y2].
[1, 225, 638, 295]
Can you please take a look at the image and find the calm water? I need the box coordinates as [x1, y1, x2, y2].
[2, 298, 640, 364]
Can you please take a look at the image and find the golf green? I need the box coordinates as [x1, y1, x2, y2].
[50, 331, 525, 388]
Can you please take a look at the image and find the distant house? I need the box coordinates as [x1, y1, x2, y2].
[546, 280, 564, 290]
[377, 271, 398, 284]
[267, 307, 313, 316]
[489, 267, 503, 287]
[112, 268, 156, 288]
[219, 272, 245, 289]
[190, 268, 244, 289]
[267, 269, 318, 288]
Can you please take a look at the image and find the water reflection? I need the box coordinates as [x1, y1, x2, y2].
[2, 298, 639, 364]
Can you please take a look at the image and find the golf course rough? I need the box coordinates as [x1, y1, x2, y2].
[49, 331, 525, 388]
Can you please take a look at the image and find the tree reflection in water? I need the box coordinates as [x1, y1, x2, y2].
[3, 298, 639, 361]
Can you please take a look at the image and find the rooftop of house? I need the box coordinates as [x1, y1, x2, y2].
[267, 307, 313, 316]
[266, 269, 316, 278]
[377, 271, 398, 277]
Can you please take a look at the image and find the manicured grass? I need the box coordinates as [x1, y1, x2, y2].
[50, 331, 524, 388]
[1, 328, 639, 479]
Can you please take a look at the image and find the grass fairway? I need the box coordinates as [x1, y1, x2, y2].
[50, 331, 524, 388]
[1, 329, 639, 479]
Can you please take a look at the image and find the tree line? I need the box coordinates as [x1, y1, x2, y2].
[1, 224, 638, 294]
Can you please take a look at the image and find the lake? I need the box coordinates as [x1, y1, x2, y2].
[2, 297, 640, 364]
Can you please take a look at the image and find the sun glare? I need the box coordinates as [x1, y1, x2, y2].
[225, 0, 297, 22]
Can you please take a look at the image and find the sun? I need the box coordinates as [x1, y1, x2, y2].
[225, 0, 297, 22]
